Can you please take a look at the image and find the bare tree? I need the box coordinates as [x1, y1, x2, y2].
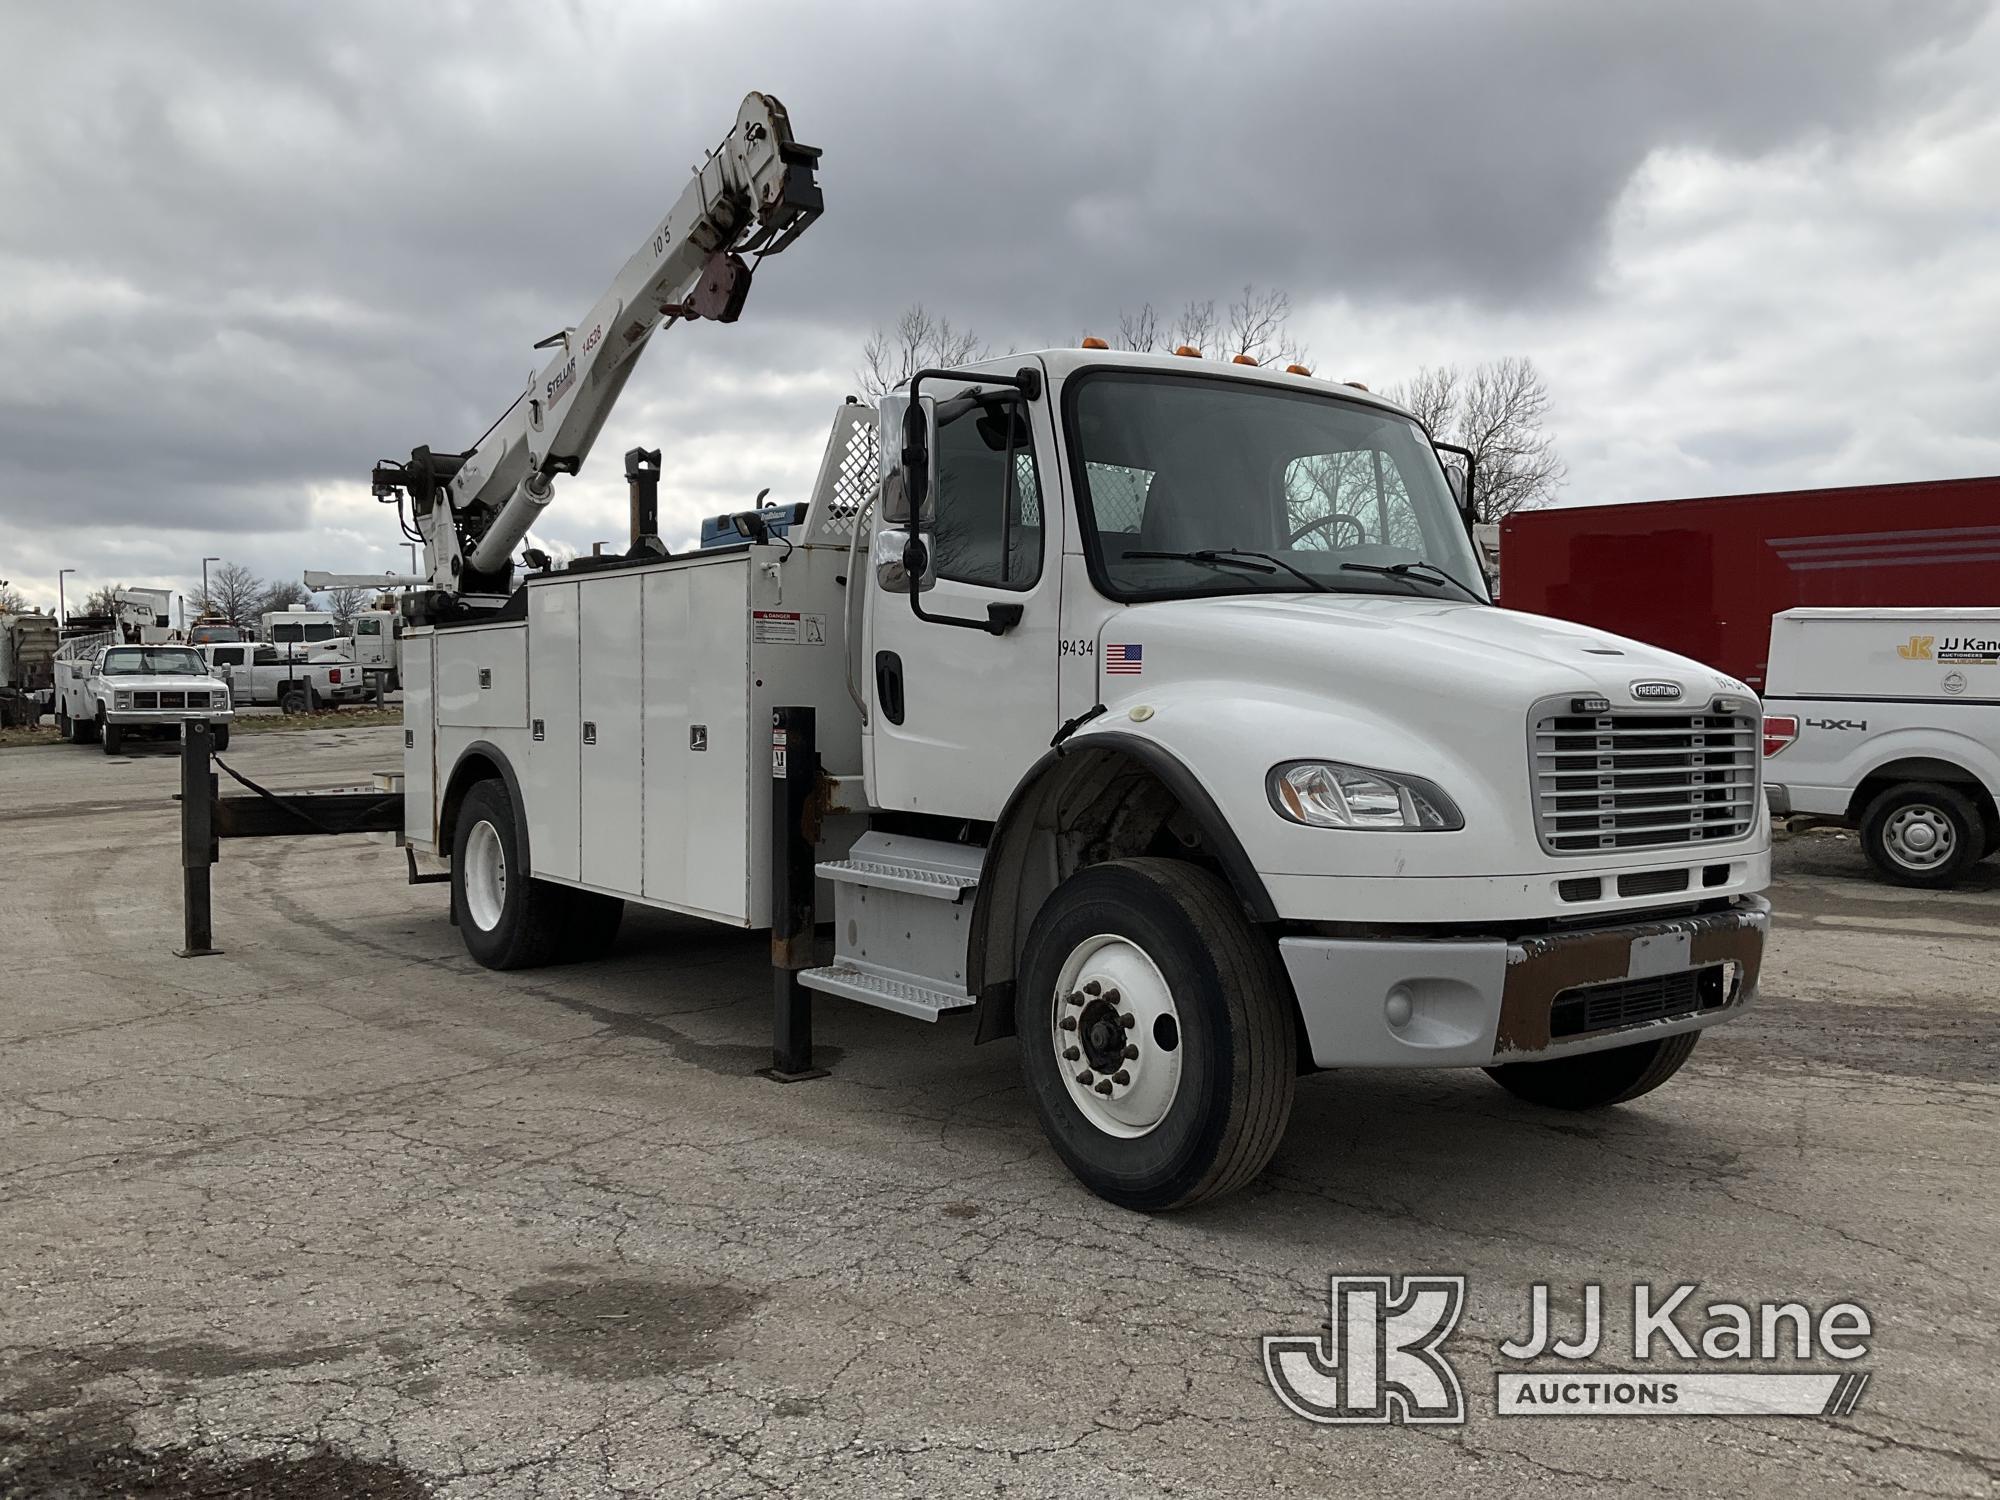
[857, 304, 988, 396]
[199, 562, 265, 625]
[316, 586, 369, 630]
[1106, 285, 1305, 366]
[0, 584, 27, 615]
[82, 584, 128, 618]
[259, 578, 308, 615]
[1391, 357, 1565, 522]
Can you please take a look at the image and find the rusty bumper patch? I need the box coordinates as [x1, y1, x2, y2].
[1494, 899, 1769, 1056]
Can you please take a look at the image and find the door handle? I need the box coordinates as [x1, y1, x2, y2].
[583, 721, 597, 745]
[874, 652, 905, 725]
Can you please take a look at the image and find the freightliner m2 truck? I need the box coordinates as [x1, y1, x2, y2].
[367, 93, 1771, 1209]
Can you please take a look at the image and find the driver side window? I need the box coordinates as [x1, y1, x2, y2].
[931, 399, 1043, 590]
[1283, 449, 1424, 552]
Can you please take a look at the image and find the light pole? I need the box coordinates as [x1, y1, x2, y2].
[57, 568, 75, 627]
[404, 543, 419, 575]
[200, 556, 220, 618]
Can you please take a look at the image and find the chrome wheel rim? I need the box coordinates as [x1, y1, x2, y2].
[1884, 805, 1954, 870]
[1051, 934, 1183, 1138]
[464, 820, 507, 931]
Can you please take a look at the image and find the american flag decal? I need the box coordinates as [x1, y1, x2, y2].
[1105, 643, 1143, 675]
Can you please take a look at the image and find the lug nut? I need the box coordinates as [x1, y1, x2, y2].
[1059, 1016, 1077, 1031]
[1063, 991, 1083, 1007]
[1083, 980, 1102, 997]
[1063, 1046, 1080, 1061]
[1094, 1079, 1113, 1095]
[1101, 988, 1121, 1004]
[1112, 1070, 1130, 1086]
[1076, 1070, 1094, 1086]
[1123, 1044, 1139, 1060]
[1119, 1013, 1136, 1029]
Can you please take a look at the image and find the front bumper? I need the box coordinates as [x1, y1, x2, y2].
[1279, 896, 1769, 1069]
[105, 707, 235, 725]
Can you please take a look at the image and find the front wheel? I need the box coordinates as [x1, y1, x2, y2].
[1485, 1031, 1700, 1110]
[451, 780, 567, 970]
[1014, 858, 1296, 1212]
[98, 711, 122, 755]
[210, 723, 231, 752]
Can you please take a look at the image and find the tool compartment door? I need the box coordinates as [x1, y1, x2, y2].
[579, 575, 643, 894]
[526, 583, 581, 882]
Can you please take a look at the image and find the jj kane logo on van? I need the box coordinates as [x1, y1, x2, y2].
[1265, 1277, 1872, 1424]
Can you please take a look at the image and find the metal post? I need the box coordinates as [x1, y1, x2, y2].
[626, 447, 662, 551]
[762, 705, 827, 1081]
[176, 719, 221, 957]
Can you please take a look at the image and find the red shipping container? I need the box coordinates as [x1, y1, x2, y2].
[1499, 476, 2000, 691]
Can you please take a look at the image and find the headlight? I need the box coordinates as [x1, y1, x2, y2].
[114, 691, 131, 710]
[211, 690, 228, 708]
[1268, 760, 1463, 831]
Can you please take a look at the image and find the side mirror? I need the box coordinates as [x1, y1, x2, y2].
[1435, 441, 1477, 526]
[879, 395, 936, 527]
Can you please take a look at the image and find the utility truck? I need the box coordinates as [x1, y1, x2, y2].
[1763, 607, 1999, 887]
[54, 640, 232, 752]
[365, 91, 1771, 1209]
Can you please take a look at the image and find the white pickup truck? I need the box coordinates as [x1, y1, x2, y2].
[53, 641, 234, 753]
[1764, 607, 2000, 886]
[198, 642, 369, 712]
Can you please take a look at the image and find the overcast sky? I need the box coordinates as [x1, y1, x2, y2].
[3, 0, 1996, 615]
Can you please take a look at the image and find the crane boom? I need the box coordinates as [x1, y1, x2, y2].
[373, 91, 821, 614]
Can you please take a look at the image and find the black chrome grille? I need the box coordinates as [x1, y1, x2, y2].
[1548, 966, 1731, 1039]
[1533, 708, 1759, 854]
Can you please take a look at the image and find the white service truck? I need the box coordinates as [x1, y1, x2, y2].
[1763, 607, 1999, 887]
[365, 91, 1771, 1209]
[53, 640, 233, 752]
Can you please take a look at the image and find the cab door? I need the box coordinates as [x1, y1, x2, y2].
[866, 369, 1063, 820]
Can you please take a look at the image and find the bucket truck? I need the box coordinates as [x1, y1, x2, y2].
[364, 90, 1769, 1210]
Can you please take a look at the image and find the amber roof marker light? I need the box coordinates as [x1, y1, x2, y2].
[1079, 336, 1109, 350]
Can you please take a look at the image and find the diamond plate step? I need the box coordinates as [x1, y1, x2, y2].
[798, 965, 974, 1022]
[816, 831, 982, 901]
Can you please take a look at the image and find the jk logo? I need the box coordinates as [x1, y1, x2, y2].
[1264, 1275, 1466, 1425]
[1898, 635, 1935, 660]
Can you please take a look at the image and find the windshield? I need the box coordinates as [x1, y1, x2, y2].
[1065, 371, 1489, 603]
[100, 647, 206, 676]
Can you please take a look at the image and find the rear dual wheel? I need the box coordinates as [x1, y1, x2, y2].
[1015, 858, 1295, 1212]
[451, 780, 623, 970]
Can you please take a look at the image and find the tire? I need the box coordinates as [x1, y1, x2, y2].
[1013, 858, 1296, 1212]
[98, 711, 121, 755]
[70, 707, 98, 744]
[55, 708, 69, 740]
[1486, 1031, 1700, 1110]
[450, 779, 566, 970]
[210, 723, 231, 752]
[1859, 781, 1981, 888]
[280, 687, 312, 716]
[558, 890, 625, 962]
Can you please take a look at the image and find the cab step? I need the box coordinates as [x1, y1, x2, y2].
[797, 964, 974, 1021]
[805, 832, 983, 1021]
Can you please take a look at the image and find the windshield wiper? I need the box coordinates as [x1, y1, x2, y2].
[1339, 558, 1484, 601]
[1202, 548, 1332, 593]
[1122, 548, 1335, 593]
[1122, 549, 1276, 576]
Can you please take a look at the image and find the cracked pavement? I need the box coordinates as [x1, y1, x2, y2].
[1, 726, 1995, 1497]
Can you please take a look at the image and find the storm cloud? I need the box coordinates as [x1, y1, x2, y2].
[2, 0, 1995, 611]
